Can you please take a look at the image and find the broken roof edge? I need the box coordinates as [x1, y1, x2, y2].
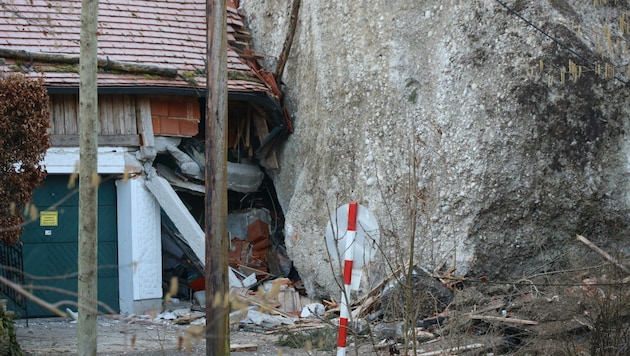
[1, 51, 272, 94]
[45, 85, 205, 96]
[230, 91, 290, 129]
[0, 47, 178, 78]
[44, 85, 278, 100]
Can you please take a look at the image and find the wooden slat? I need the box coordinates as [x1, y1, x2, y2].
[51, 134, 140, 147]
[135, 96, 156, 159]
[50, 95, 65, 134]
[111, 94, 124, 134]
[51, 94, 141, 137]
[230, 344, 258, 352]
[122, 95, 137, 134]
[251, 113, 278, 169]
[48, 96, 54, 133]
[63, 94, 78, 135]
[99, 94, 115, 134]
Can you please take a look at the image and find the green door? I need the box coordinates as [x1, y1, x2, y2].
[19, 174, 119, 317]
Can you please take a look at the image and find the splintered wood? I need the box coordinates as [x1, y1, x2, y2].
[576, 234, 630, 275]
[230, 343, 258, 352]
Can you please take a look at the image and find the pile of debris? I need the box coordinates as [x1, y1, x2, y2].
[152, 246, 630, 355]
[151, 134, 305, 303]
[151, 264, 496, 353]
[148, 152, 630, 356]
[151, 276, 325, 352]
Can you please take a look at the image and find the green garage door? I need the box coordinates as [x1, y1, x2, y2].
[19, 174, 119, 317]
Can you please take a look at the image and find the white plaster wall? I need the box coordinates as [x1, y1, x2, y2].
[116, 177, 163, 315]
[42, 147, 142, 174]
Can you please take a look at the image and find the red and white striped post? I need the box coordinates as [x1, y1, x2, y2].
[337, 201, 358, 356]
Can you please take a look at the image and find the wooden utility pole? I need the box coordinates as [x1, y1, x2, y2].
[78, 0, 99, 355]
[205, 0, 229, 354]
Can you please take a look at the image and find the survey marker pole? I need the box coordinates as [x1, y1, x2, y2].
[337, 201, 358, 356]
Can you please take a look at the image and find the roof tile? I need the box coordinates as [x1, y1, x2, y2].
[0, 0, 271, 93]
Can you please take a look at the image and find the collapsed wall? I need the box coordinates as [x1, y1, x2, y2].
[240, 0, 630, 297]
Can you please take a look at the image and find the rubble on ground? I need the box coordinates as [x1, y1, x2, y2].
[53, 235, 623, 354]
[144, 239, 630, 355]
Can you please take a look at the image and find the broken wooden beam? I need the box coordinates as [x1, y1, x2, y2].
[577, 234, 630, 275]
[251, 113, 279, 169]
[230, 344, 258, 352]
[264, 323, 328, 335]
[276, 0, 301, 82]
[418, 343, 486, 356]
[135, 96, 157, 160]
[467, 314, 538, 325]
[0, 47, 178, 78]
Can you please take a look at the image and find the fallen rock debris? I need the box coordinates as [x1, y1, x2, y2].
[120, 265, 528, 353]
[58, 242, 630, 354]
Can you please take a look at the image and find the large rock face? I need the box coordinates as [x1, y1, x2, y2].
[240, 0, 630, 298]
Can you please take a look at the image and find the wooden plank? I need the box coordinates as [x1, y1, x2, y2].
[418, 343, 486, 356]
[99, 94, 114, 135]
[251, 113, 278, 169]
[63, 94, 78, 135]
[276, 0, 301, 82]
[577, 235, 630, 275]
[276, 288, 302, 314]
[237, 264, 274, 278]
[135, 96, 156, 159]
[264, 323, 327, 335]
[48, 96, 54, 133]
[173, 313, 206, 325]
[467, 315, 538, 325]
[352, 295, 377, 319]
[111, 94, 124, 135]
[51, 134, 140, 147]
[464, 299, 506, 315]
[230, 344, 258, 352]
[123, 95, 137, 134]
[50, 95, 65, 134]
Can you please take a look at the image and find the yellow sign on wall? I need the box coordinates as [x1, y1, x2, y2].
[40, 211, 58, 227]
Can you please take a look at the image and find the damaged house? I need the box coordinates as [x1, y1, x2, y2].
[0, 0, 295, 317]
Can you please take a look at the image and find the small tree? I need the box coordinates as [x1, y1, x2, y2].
[0, 75, 51, 245]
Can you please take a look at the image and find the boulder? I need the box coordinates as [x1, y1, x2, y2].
[241, 0, 630, 297]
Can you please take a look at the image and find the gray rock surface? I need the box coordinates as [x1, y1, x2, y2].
[240, 0, 630, 298]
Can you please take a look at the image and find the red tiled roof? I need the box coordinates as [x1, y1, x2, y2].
[0, 0, 270, 93]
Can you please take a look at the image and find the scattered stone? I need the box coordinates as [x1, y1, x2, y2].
[242, 309, 295, 328]
[155, 311, 176, 320]
[381, 266, 454, 321]
[300, 303, 325, 318]
[65, 308, 78, 321]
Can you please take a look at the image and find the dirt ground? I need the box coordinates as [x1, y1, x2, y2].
[14, 268, 630, 355]
[15, 316, 316, 356]
[410, 268, 629, 355]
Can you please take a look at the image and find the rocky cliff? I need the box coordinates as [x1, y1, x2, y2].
[240, 0, 630, 298]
